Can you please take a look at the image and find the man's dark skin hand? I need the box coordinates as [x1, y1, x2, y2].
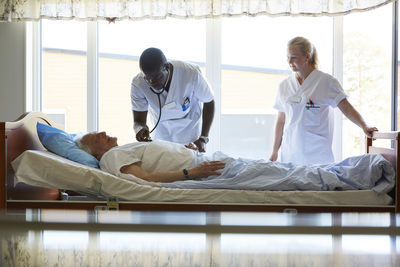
[136, 126, 152, 142]
[194, 138, 206, 152]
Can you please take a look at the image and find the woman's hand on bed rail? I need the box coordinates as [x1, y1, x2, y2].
[363, 126, 378, 138]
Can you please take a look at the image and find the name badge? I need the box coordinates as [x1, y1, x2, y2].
[287, 95, 302, 104]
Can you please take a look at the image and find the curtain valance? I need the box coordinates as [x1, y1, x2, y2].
[0, 0, 396, 22]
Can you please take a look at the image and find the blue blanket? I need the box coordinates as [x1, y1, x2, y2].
[162, 153, 395, 194]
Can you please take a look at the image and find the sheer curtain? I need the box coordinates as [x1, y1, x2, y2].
[0, 0, 396, 21]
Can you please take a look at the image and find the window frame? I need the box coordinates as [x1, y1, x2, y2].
[393, 0, 399, 131]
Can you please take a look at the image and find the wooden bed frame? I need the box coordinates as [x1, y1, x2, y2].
[1, 112, 399, 212]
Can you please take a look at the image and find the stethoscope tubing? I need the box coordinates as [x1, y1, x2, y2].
[147, 67, 171, 134]
[149, 89, 163, 134]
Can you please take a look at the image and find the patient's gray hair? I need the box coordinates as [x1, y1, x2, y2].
[74, 135, 93, 155]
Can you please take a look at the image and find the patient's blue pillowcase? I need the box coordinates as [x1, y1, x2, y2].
[37, 122, 99, 168]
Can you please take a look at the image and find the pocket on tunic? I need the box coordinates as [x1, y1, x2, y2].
[303, 107, 321, 126]
[161, 102, 190, 121]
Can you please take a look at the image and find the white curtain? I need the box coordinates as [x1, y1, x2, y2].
[0, 0, 396, 21]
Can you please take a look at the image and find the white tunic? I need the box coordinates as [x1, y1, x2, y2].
[131, 60, 214, 145]
[273, 70, 347, 165]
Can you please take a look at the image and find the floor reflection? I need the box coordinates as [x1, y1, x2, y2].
[98, 232, 207, 251]
[1, 210, 399, 266]
[220, 234, 333, 253]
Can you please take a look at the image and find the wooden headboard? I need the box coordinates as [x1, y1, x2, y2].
[0, 112, 60, 209]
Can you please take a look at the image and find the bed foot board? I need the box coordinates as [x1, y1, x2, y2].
[366, 131, 400, 213]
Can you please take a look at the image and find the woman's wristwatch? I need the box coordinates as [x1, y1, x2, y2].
[199, 136, 209, 144]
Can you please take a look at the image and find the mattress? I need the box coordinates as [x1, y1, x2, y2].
[11, 150, 393, 205]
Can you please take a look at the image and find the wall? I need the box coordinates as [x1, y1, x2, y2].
[0, 22, 25, 121]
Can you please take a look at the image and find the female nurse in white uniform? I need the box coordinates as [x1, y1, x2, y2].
[269, 36, 378, 165]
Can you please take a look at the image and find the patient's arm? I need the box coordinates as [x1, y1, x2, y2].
[120, 161, 226, 183]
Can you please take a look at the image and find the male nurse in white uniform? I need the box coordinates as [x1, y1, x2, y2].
[269, 37, 378, 165]
[131, 48, 215, 152]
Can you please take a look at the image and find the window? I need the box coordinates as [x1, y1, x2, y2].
[37, 6, 395, 160]
[41, 20, 87, 132]
[342, 4, 392, 158]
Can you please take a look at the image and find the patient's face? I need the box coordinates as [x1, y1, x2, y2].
[81, 132, 118, 153]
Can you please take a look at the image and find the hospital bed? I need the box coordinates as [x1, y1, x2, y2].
[1, 112, 399, 212]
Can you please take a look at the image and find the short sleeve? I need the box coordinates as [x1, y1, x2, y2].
[100, 147, 141, 176]
[192, 66, 214, 103]
[328, 77, 347, 107]
[131, 78, 149, 111]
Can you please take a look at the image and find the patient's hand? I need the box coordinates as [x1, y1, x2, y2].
[185, 142, 198, 151]
[189, 161, 226, 179]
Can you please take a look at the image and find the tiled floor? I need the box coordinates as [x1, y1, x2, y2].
[1, 210, 399, 266]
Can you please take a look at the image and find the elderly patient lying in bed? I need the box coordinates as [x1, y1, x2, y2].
[75, 132, 395, 193]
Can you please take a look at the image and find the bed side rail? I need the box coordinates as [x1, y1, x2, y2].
[366, 131, 400, 213]
[370, 131, 399, 140]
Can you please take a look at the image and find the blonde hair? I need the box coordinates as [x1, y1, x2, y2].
[288, 36, 318, 69]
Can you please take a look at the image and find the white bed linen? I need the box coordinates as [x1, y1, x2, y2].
[11, 150, 393, 205]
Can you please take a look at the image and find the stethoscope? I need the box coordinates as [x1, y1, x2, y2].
[147, 68, 171, 133]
